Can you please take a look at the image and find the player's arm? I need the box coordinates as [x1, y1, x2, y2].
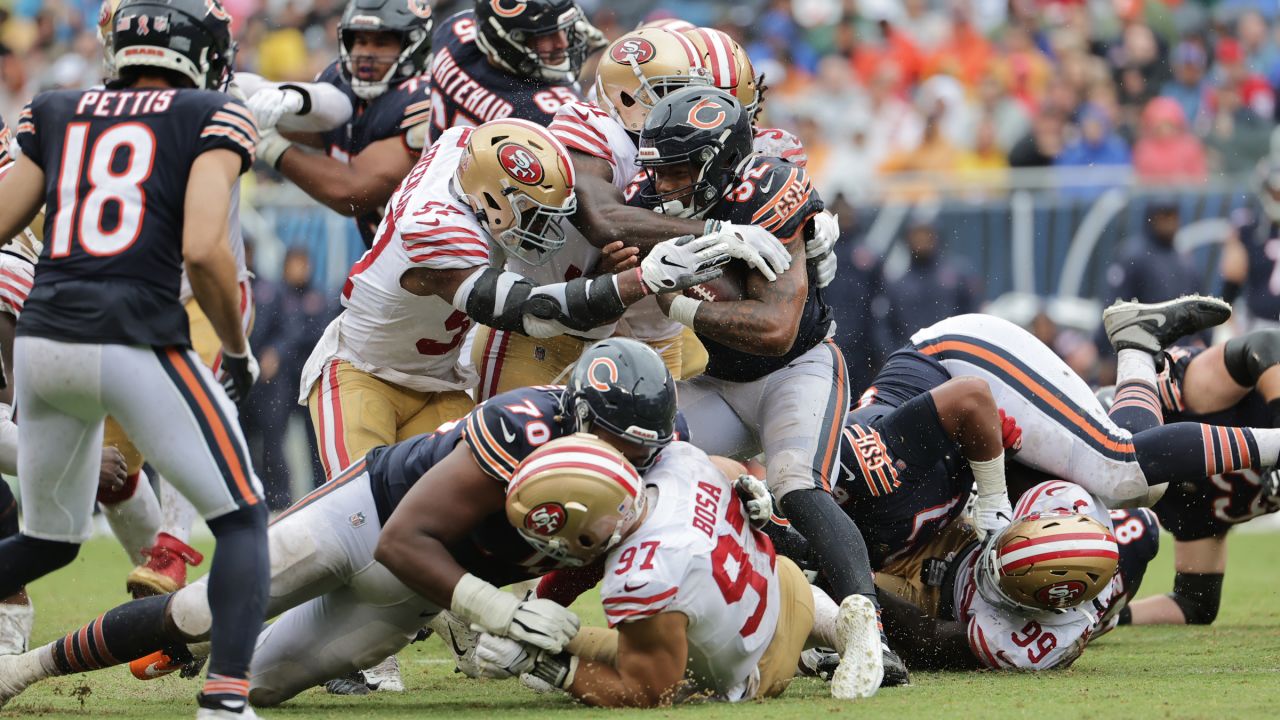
[878, 590, 983, 671]
[0, 155, 45, 249]
[274, 135, 414, 217]
[570, 151, 708, 252]
[1219, 221, 1249, 304]
[658, 233, 807, 356]
[183, 149, 248, 356]
[566, 613, 689, 708]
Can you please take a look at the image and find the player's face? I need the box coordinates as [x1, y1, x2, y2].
[528, 30, 569, 65]
[348, 31, 402, 81]
[651, 162, 697, 203]
[592, 427, 653, 467]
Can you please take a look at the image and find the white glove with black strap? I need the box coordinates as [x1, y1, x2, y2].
[255, 127, 293, 169]
[733, 473, 773, 529]
[808, 211, 840, 288]
[706, 220, 791, 281]
[246, 86, 307, 132]
[475, 632, 579, 690]
[969, 455, 1013, 541]
[451, 574, 580, 652]
[639, 234, 729, 294]
[217, 346, 260, 405]
[813, 249, 838, 288]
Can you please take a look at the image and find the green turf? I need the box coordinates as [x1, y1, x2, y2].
[5, 531, 1280, 719]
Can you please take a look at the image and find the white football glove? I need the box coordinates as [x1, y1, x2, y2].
[973, 492, 1014, 541]
[707, 220, 791, 281]
[732, 473, 773, 529]
[813, 250, 838, 288]
[640, 234, 729, 294]
[474, 633, 536, 679]
[451, 574, 579, 653]
[807, 210, 839, 260]
[256, 127, 292, 169]
[507, 597, 581, 652]
[522, 313, 571, 339]
[575, 17, 609, 54]
[246, 86, 306, 132]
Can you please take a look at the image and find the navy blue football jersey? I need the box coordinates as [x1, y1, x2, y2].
[854, 346, 952, 410]
[14, 88, 255, 347]
[428, 11, 581, 143]
[1231, 204, 1280, 324]
[316, 61, 431, 247]
[834, 399, 972, 568]
[364, 384, 690, 585]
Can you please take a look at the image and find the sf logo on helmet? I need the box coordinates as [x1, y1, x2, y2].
[525, 502, 567, 536]
[687, 98, 726, 129]
[1035, 580, 1087, 608]
[610, 38, 656, 65]
[408, 0, 432, 19]
[490, 0, 527, 18]
[587, 357, 618, 391]
[497, 143, 545, 184]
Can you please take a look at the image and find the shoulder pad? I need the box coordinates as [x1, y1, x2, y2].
[463, 386, 567, 482]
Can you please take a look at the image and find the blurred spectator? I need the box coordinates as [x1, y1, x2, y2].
[1102, 198, 1202, 317]
[1008, 109, 1066, 168]
[1211, 38, 1275, 120]
[0, 44, 34, 127]
[849, 18, 925, 93]
[957, 114, 1009, 189]
[1133, 97, 1207, 183]
[1237, 9, 1278, 74]
[879, 89, 967, 187]
[1160, 41, 1211, 131]
[821, 201, 894, 394]
[884, 214, 981, 343]
[1204, 83, 1272, 175]
[1055, 104, 1131, 196]
[921, 6, 992, 88]
[1030, 309, 1100, 385]
[962, 73, 1030, 152]
[992, 25, 1052, 113]
[242, 246, 335, 508]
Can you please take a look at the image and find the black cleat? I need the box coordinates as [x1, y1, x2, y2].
[323, 671, 371, 696]
[880, 643, 911, 688]
[1102, 295, 1231, 354]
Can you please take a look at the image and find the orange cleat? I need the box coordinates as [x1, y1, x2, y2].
[126, 533, 204, 599]
[129, 650, 182, 681]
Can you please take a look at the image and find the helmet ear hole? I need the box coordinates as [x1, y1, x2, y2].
[620, 92, 637, 108]
[578, 535, 595, 548]
[484, 192, 502, 211]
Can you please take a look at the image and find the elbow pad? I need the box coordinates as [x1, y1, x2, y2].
[453, 268, 536, 333]
[1223, 329, 1280, 388]
[524, 276, 626, 333]
[1167, 572, 1223, 625]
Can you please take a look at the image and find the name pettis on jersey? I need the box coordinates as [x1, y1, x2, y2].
[432, 47, 514, 124]
[74, 89, 176, 117]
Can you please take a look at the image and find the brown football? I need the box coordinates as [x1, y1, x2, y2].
[682, 259, 749, 302]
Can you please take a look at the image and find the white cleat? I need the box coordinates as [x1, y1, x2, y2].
[0, 603, 33, 656]
[0, 651, 42, 709]
[831, 595, 883, 700]
[430, 610, 482, 678]
[362, 655, 404, 693]
[195, 704, 260, 719]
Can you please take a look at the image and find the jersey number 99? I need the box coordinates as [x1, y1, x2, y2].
[50, 122, 155, 258]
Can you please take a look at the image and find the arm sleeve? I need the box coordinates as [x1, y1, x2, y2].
[400, 210, 491, 270]
[548, 103, 618, 176]
[14, 101, 39, 168]
[199, 99, 258, 174]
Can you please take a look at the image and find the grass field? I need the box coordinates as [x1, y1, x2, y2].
[5, 531, 1280, 720]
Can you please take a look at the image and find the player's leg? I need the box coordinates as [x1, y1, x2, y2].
[1124, 535, 1226, 626]
[0, 337, 107, 598]
[639, 332, 684, 380]
[397, 390, 475, 440]
[1177, 330, 1280, 421]
[754, 557, 817, 698]
[677, 326, 707, 379]
[676, 375, 759, 458]
[0, 481, 32, 656]
[308, 360, 399, 481]
[473, 327, 586, 402]
[100, 345, 268, 714]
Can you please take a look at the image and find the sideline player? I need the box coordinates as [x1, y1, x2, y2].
[298, 117, 728, 481]
[251, 0, 433, 247]
[1220, 156, 1280, 329]
[0, 1, 267, 717]
[472, 442, 884, 703]
[0, 341, 681, 708]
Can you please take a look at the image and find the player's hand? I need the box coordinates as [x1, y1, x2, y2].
[406, 121, 431, 152]
[707, 221, 790, 281]
[474, 633, 536, 679]
[246, 87, 306, 132]
[256, 127, 292, 169]
[973, 492, 1014, 541]
[640, 234, 729, 294]
[522, 313, 572, 339]
[813, 250, 838, 288]
[596, 240, 640, 274]
[98, 446, 128, 495]
[218, 346, 260, 405]
[807, 211, 839, 259]
[506, 598, 580, 653]
[733, 473, 773, 529]
[999, 408, 1023, 454]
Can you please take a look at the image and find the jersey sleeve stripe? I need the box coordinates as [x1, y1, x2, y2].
[601, 586, 678, 605]
[402, 226, 485, 242]
[404, 236, 488, 252]
[549, 121, 613, 162]
[408, 248, 489, 263]
[210, 110, 259, 141]
[464, 410, 517, 480]
[201, 127, 256, 156]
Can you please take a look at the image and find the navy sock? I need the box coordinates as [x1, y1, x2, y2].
[1110, 380, 1164, 433]
[48, 594, 172, 675]
[1133, 423, 1262, 485]
[203, 504, 269, 684]
[0, 534, 79, 599]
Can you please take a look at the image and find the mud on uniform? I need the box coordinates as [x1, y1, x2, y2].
[315, 60, 432, 247]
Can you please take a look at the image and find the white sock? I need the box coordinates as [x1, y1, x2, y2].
[1116, 349, 1158, 388]
[101, 471, 161, 565]
[159, 476, 199, 543]
[808, 585, 840, 649]
[1251, 428, 1280, 467]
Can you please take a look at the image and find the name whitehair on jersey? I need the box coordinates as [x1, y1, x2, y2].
[75, 89, 176, 117]
[432, 47, 514, 124]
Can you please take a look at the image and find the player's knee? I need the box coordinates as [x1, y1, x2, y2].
[16, 534, 80, 573]
[205, 502, 269, 538]
[248, 684, 289, 708]
[1168, 572, 1224, 625]
[166, 583, 213, 641]
[1223, 330, 1280, 387]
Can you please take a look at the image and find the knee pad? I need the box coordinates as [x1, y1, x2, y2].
[96, 471, 140, 505]
[1167, 571, 1223, 625]
[1223, 329, 1280, 387]
[167, 583, 213, 641]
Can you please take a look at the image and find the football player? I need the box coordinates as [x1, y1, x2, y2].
[471, 440, 884, 703]
[473, 28, 798, 398]
[0, 340, 683, 708]
[1219, 154, 1280, 329]
[0, 1, 267, 717]
[428, 0, 599, 141]
[299, 117, 728, 481]
[620, 85, 914, 684]
[876, 480, 1159, 671]
[1108, 331, 1280, 626]
[249, 0, 433, 247]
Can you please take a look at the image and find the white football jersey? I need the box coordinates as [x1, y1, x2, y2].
[178, 183, 249, 305]
[753, 127, 808, 168]
[307, 126, 486, 394]
[952, 480, 1123, 671]
[600, 442, 780, 701]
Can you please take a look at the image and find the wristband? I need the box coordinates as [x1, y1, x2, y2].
[530, 651, 578, 689]
[451, 573, 519, 635]
[633, 267, 650, 296]
[969, 454, 1006, 498]
[667, 295, 701, 328]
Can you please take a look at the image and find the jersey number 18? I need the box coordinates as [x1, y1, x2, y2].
[50, 122, 155, 258]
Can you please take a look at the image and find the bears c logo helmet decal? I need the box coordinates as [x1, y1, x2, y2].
[490, 0, 526, 18]
[687, 97, 727, 129]
[588, 357, 619, 391]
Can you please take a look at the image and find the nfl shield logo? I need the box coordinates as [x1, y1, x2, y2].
[349, 512, 366, 528]
[534, 346, 546, 361]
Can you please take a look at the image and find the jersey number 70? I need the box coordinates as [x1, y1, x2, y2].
[50, 122, 156, 258]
